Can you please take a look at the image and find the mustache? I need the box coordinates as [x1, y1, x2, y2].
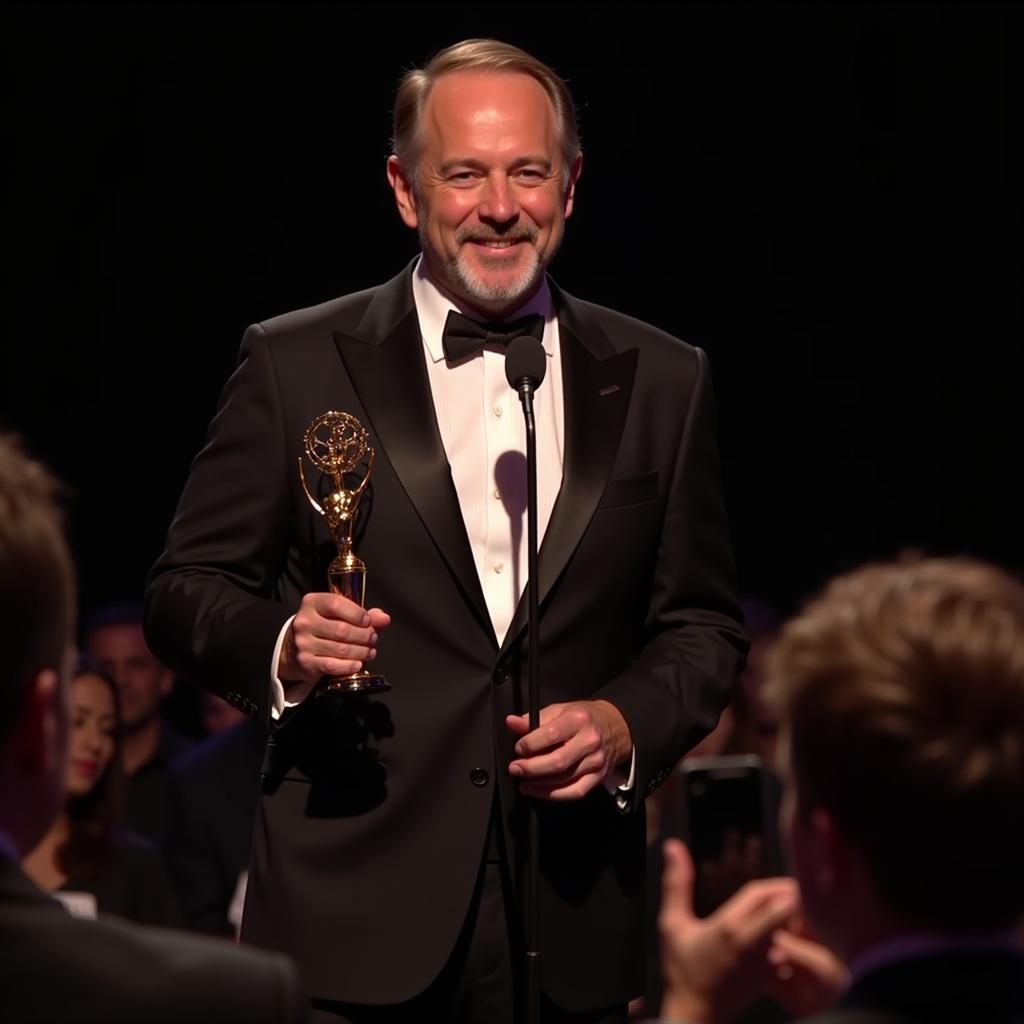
[454, 226, 539, 245]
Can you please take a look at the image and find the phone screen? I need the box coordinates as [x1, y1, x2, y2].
[680, 755, 780, 917]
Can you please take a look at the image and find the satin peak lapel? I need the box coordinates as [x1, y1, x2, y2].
[500, 320, 638, 656]
[334, 307, 495, 647]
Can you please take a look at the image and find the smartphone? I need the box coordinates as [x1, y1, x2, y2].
[678, 754, 784, 917]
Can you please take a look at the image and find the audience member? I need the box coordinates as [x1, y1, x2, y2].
[21, 657, 182, 927]
[658, 556, 1024, 1023]
[635, 597, 787, 1021]
[166, 716, 267, 936]
[83, 605, 194, 846]
[0, 434, 308, 1023]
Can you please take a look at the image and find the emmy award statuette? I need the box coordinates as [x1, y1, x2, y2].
[299, 410, 390, 695]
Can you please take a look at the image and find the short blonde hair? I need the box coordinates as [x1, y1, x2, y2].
[765, 555, 1024, 929]
[391, 39, 581, 185]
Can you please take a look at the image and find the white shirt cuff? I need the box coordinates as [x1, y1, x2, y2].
[604, 746, 637, 812]
[270, 614, 317, 718]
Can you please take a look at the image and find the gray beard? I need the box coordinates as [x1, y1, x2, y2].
[418, 222, 553, 312]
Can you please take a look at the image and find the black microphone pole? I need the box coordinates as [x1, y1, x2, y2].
[505, 335, 547, 1024]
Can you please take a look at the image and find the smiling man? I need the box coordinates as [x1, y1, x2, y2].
[389, 68, 577, 316]
[145, 39, 746, 1024]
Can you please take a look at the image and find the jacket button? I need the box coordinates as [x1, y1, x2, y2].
[470, 768, 490, 787]
[493, 668, 509, 686]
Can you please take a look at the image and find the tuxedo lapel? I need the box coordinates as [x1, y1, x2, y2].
[500, 293, 639, 656]
[334, 271, 496, 646]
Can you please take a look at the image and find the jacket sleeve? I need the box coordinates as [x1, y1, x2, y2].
[594, 346, 748, 804]
[144, 324, 295, 726]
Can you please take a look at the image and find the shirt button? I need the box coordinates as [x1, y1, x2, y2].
[494, 488, 501, 500]
[493, 405, 503, 417]
[470, 768, 490, 787]
[493, 562, 504, 574]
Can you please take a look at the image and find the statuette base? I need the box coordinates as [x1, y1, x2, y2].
[317, 671, 391, 697]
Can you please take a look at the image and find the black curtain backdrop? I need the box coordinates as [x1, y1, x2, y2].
[3, 2, 1021, 624]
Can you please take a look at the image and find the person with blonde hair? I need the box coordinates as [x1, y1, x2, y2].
[657, 555, 1024, 1023]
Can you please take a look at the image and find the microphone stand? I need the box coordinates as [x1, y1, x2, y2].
[522, 376, 541, 1024]
[505, 335, 546, 1024]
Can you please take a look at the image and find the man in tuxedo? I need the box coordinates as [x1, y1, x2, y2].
[657, 557, 1024, 1024]
[144, 39, 746, 1023]
[0, 435, 309, 1024]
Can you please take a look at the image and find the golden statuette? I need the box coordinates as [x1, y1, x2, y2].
[299, 410, 389, 695]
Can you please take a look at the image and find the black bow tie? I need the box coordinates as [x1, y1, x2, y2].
[441, 310, 545, 363]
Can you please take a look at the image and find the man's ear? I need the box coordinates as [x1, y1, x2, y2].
[14, 667, 66, 777]
[563, 154, 583, 219]
[387, 156, 419, 230]
[806, 807, 846, 895]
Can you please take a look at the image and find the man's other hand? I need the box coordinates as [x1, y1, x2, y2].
[505, 700, 632, 800]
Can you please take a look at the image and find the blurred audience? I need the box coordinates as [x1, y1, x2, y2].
[166, 716, 267, 936]
[0, 433, 308, 1022]
[21, 657, 182, 926]
[83, 605, 194, 846]
[658, 556, 1024, 1023]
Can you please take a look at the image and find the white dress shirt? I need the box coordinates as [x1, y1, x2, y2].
[269, 258, 634, 800]
[412, 257, 565, 643]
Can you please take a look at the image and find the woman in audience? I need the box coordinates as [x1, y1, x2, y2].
[21, 657, 182, 926]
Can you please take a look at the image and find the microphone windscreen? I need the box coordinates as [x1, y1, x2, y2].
[505, 336, 547, 390]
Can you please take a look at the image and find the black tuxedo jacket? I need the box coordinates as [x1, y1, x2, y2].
[802, 949, 1024, 1023]
[144, 264, 746, 1010]
[0, 855, 307, 1024]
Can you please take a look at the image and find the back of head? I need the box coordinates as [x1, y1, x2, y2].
[0, 435, 75, 753]
[765, 556, 1024, 931]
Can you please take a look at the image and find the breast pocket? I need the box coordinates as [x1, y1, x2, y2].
[595, 471, 659, 510]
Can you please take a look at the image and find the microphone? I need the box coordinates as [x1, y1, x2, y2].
[504, 335, 547, 400]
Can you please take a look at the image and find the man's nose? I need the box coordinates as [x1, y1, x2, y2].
[478, 173, 518, 225]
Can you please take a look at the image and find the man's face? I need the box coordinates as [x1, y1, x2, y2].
[389, 70, 580, 318]
[86, 623, 172, 732]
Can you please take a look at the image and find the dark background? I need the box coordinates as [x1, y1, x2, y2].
[4, 2, 1021, 624]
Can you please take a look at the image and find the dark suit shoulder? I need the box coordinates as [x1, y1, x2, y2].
[559, 291, 701, 360]
[254, 260, 415, 347]
[257, 285, 380, 340]
[1, 895, 306, 1023]
[556, 289, 707, 406]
